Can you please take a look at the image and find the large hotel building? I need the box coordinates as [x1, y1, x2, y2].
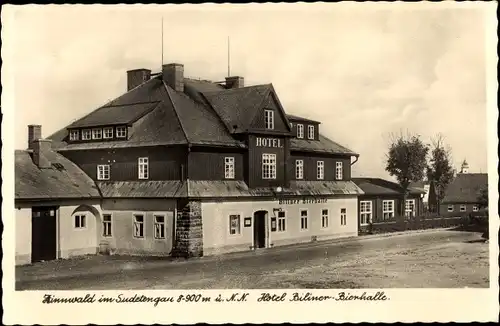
[15, 63, 364, 265]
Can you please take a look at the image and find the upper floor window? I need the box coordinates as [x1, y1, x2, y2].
[308, 125, 315, 140]
[473, 205, 479, 212]
[82, 129, 92, 140]
[460, 205, 466, 212]
[92, 128, 102, 140]
[448, 205, 454, 212]
[335, 161, 343, 180]
[69, 130, 80, 141]
[103, 127, 114, 139]
[317, 161, 324, 180]
[116, 126, 127, 138]
[262, 153, 277, 179]
[225, 157, 235, 179]
[297, 124, 304, 139]
[138, 157, 149, 179]
[295, 160, 304, 179]
[97, 164, 110, 180]
[264, 109, 274, 130]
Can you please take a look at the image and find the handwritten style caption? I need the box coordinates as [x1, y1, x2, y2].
[42, 291, 388, 307]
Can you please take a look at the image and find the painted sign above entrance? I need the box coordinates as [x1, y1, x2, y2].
[278, 198, 328, 205]
[255, 137, 283, 148]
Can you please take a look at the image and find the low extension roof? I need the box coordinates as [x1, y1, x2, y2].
[15, 150, 100, 201]
[442, 173, 488, 204]
[352, 178, 425, 196]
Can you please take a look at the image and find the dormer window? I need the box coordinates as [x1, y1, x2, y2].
[82, 129, 92, 140]
[69, 130, 80, 141]
[308, 125, 315, 140]
[297, 124, 304, 139]
[103, 127, 114, 139]
[92, 128, 102, 140]
[116, 126, 127, 138]
[264, 109, 274, 130]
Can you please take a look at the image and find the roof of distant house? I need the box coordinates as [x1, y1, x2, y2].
[442, 173, 488, 204]
[15, 150, 100, 200]
[48, 70, 357, 156]
[352, 178, 426, 196]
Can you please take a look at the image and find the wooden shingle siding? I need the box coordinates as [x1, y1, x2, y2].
[188, 151, 244, 180]
[247, 135, 287, 188]
[62, 146, 186, 181]
[289, 155, 351, 181]
[250, 94, 290, 133]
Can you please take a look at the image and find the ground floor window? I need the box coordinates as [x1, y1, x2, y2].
[103, 214, 112, 237]
[300, 209, 308, 230]
[382, 200, 394, 220]
[278, 211, 286, 232]
[340, 208, 347, 226]
[229, 214, 241, 235]
[133, 214, 144, 238]
[154, 215, 166, 239]
[405, 199, 416, 218]
[360, 201, 372, 225]
[74, 214, 86, 229]
[321, 209, 329, 228]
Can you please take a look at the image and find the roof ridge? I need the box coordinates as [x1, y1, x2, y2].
[162, 81, 191, 144]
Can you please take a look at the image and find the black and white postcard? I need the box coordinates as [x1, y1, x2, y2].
[1, 2, 498, 324]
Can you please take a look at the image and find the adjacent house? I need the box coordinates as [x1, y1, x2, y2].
[441, 160, 488, 215]
[15, 63, 364, 264]
[15, 133, 101, 265]
[352, 178, 425, 232]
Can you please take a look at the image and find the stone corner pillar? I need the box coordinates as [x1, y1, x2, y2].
[172, 200, 203, 258]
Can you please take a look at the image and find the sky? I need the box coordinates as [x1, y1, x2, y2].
[4, 4, 493, 179]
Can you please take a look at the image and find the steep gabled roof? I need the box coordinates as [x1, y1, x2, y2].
[202, 84, 273, 133]
[15, 150, 100, 200]
[352, 178, 425, 196]
[48, 76, 244, 150]
[442, 173, 488, 204]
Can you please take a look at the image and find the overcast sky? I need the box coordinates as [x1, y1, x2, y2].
[5, 4, 493, 179]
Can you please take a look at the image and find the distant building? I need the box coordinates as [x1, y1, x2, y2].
[441, 160, 488, 215]
[352, 178, 425, 232]
[409, 180, 438, 213]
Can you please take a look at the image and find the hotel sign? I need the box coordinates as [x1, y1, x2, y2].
[255, 137, 283, 148]
[278, 198, 328, 205]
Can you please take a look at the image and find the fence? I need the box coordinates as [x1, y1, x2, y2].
[360, 212, 488, 235]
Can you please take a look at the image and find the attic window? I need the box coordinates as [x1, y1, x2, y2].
[69, 130, 79, 141]
[52, 163, 65, 171]
[116, 126, 127, 138]
[264, 109, 274, 130]
[297, 124, 304, 139]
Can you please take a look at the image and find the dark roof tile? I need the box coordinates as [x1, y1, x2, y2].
[352, 178, 425, 196]
[15, 150, 100, 200]
[291, 134, 358, 155]
[442, 173, 488, 203]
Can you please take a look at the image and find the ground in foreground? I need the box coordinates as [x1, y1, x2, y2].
[16, 230, 489, 290]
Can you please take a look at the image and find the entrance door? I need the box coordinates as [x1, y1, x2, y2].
[253, 210, 267, 249]
[31, 206, 57, 263]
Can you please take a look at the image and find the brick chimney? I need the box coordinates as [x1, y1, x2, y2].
[126, 68, 151, 91]
[32, 139, 52, 169]
[28, 124, 42, 150]
[225, 76, 244, 89]
[162, 63, 184, 92]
